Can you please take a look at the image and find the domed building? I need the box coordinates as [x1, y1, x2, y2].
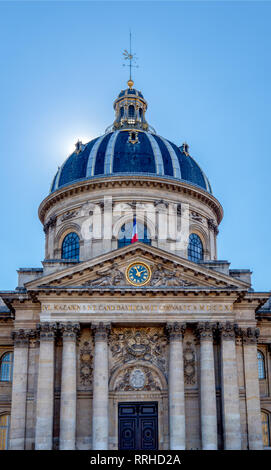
[0, 79, 270, 451]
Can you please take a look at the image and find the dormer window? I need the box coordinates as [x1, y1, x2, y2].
[128, 131, 139, 144]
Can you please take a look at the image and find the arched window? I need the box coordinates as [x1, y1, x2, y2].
[128, 105, 135, 118]
[118, 221, 151, 248]
[120, 107, 124, 118]
[61, 232, 80, 261]
[0, 414, 10, 450]
[261, 411, 270, 447]
[188, 233, 203, 262]
[258, 351, 266, 379]
[0, 352, 13, 382]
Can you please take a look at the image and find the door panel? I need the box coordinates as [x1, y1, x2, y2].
[118, 402, 158, 450]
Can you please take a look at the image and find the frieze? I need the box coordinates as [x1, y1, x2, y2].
[42, 302, 233, 314]
[109, 327, 168, 375]
[113, 366, 163, 392]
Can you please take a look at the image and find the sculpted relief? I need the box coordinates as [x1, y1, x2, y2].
[150, 264, 196, 287]
[77, 329, 94, 389]
[82, 261, 196, 287]
[109, 327, 168, 376]
[83, 263, 125, 287]
[114, 366, 163, 392]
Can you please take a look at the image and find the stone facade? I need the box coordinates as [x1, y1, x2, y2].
[0, 82, 270, 451]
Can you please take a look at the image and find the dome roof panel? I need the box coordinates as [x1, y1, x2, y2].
[50, 130, 212, 194]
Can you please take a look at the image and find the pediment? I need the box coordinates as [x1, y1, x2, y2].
[26, 242, 249, 291]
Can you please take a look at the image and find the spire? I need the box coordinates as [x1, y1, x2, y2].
[122, 31, 138, 89]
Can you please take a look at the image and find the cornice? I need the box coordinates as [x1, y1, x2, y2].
[38, 175, 223, 225]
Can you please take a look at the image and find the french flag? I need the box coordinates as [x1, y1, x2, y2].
[131, 216, 138, 243]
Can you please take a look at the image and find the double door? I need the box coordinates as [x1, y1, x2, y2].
[118, 402, 158, 450]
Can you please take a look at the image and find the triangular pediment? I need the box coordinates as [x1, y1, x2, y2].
[26, 243, 249, 292]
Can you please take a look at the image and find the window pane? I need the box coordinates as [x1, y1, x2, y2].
[0, 414, 10, 450]
[257, 351, 265, 379]
[0, 352, 13, 382]
[61, 233, 80, 260]
[188, 233, 203, 263]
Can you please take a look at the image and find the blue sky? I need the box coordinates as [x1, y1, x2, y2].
[0, 1, 270, 292]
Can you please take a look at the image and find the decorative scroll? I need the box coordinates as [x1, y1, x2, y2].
[110, 327, 168, 375]
[114, 366, 162, 391]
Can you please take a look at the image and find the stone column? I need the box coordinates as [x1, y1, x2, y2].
[59, 322, 80, 450]
[197, 322, 218, 450]
[166, 322, 186, 450]
[9, 329, 32, 449]
[91, 322, 110, 450]
[219, 322, 241, 450]
[35, 322, 57, 450]
[242, 327, 263, 449]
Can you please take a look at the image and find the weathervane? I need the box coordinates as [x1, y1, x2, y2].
[123, 31, 138, 88]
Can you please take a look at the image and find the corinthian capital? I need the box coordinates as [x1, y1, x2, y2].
[59, 322, 80, 341]
[37, 322, 57, 341]
[196, 322, 216, 341]
[91, 322, 111, 342]
[218, 321, 236, 340]
[11, 329, 30, 347]
[166, 322, 186, 341]
[242, 327, 260, 344]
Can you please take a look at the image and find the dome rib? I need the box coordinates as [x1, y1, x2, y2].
[146, 133, 164, 176]
[86, 134, 108, 177]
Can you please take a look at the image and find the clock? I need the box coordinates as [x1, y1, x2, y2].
[126, 262, 151, 286]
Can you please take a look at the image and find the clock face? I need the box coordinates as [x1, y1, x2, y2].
[126, 262, 151, 286]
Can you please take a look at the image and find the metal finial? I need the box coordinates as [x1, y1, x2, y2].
[122, 31, 138, 87]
